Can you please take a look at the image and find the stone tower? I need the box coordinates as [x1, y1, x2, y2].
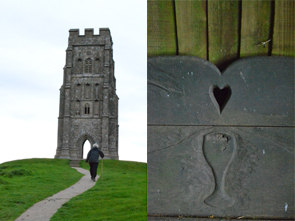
[55, 28, 119, 160]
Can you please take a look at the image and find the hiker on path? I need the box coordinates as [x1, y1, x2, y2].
[86, 143, 104, 181]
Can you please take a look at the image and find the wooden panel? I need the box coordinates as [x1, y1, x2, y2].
[175, 0, 207, 59]
[240, 0, 272, 57]
[147, 0, 177, 56]
[208, 0, 239, 68]
[272, 0, 295, 56]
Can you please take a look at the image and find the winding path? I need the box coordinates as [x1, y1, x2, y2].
[15, 167, 96, 221]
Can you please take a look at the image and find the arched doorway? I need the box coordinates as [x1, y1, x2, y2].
[76, 134, 95, 159]
[82, 140, 91, 159]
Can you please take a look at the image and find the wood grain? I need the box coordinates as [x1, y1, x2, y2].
[175, 0, 207, 59]
[240, 0, 272, 57]
[207, 0, 239, 69]
[147, 0, 294, 59]
[147, 0, 177, 56]
[272, 0, 295, 56]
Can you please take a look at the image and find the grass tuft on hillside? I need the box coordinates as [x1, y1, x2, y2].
[51, 159, 147, 221]
[0, 158, 83, 221]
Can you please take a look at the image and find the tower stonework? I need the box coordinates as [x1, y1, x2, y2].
[55, 28, 119, 160]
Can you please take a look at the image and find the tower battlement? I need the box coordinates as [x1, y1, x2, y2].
[68, 28, 113, 46]
[69, 28, 110, 37]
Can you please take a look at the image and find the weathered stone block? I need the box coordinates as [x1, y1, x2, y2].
[147, 56, 294, 219]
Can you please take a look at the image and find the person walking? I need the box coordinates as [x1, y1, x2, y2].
[85, 143, 104, 181]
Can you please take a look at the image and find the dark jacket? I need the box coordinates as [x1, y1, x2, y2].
[86, 147, 104, 163]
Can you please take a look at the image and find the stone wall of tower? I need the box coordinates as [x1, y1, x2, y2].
[55, 28, 119, 160]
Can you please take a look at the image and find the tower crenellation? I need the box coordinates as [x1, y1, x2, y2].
[67, 28, 112, 47]
[55, 28, 119, 160]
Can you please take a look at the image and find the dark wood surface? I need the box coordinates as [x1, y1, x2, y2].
[148, 0, 294, 67]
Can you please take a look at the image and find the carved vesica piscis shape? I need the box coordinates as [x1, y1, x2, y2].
[203, 132, 236, 208]
[209, 85, 232, 115]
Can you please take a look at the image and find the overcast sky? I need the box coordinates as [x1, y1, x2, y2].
[0, 0, 147, 164]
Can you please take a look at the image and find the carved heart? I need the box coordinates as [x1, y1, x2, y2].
[209, 85, 232, 115]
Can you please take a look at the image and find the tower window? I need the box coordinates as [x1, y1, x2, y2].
[84, 58, 92, 73]
[85, 83, 91, 99]
[77, 59, 82, 74]
[84, 103, 90, 115]
[95, 83, 99, 99]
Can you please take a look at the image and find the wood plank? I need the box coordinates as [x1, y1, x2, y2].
[272, 0, 295, 56]
[147, 0, 177, 56]
[240, 0, 272, 57]
[208, 0, 239, 69]
[175, 0, 207, 59]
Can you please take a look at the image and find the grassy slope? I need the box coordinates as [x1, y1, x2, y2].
[0, 159, 83, 221]
[51, 159, 147, 221]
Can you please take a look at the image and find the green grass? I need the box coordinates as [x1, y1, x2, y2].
[0, 158, 83, 221]
[0, 159, 147, 221]
[51, 159, 147, 221]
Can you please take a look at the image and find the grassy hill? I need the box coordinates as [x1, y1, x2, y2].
[0, 158, 147, 221]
